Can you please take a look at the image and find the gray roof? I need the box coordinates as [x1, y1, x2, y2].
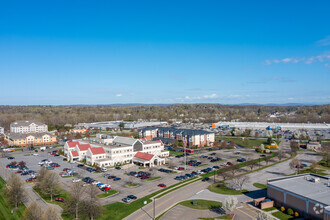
[7, 132, 55, 140]
[268, 174, 330, 206]
[10, 120, 45, 127]
[113, 136, 139, 145]
[141, 127, 213, 136]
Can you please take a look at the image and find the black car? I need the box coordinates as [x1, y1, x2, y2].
[202, 177, 210, 182]
[115, 166, 121, 170]
[8, 157, 15, 160]
[63, 158, 67, 161]
[127, 195, 137, 200]
[77, 164, 84, 167]
[210, 153, 216, 156]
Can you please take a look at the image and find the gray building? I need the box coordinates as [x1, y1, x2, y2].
[267, 174, 330, 220]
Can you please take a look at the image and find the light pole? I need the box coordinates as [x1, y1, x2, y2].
[184, 144, 186, 171]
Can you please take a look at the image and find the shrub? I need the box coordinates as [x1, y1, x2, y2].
[287, 208, 293, 215]
[294, 212, 299, 217]
[281, 206, 285, 212]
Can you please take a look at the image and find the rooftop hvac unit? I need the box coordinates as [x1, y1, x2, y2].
[311, 177, 320, 183]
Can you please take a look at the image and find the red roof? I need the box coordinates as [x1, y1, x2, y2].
[90, 147, 105, 155]
[71, 151, 79, 157]
[134, 152, 154, 161]
[67, 141, 80, 148]
[153, 140, 164, 146]
[78, 144, 91, 151]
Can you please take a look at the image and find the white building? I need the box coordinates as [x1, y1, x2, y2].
[0, 127, 4, 134]
[10, 120, 48, 134]
[64, 136, 169, 167]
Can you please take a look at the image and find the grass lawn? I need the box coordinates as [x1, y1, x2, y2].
[145, 176, 161, 181]
[291, 168, 328, 176]
[126, 183, 139, 187]
[169, 150, 183, 156]
[0, 177, 25, 220]
[96, 190, 118, 198]
[208, 183, 249, 195]
[33, 186, 70, 209]
[272, 211, 294, 220]
[253, 183, 267, 190]
[179, 199, 222, 210]
[216, 137, 269, 149]
[263, 207, 277, 212]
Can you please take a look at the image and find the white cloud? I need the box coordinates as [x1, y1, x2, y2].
[265, 52, 330, 67]
[316, 36, 330, 47]
[287, 97, 294, 100]
[203, 94, 218, 99]
[116, 94, 122, 97]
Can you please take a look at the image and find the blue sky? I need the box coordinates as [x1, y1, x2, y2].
[0, 0, 329, 105]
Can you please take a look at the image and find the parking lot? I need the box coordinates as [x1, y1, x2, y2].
[0, 146, 263, 204]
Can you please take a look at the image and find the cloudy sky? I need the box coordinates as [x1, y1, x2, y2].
[0, 0, 329, 105]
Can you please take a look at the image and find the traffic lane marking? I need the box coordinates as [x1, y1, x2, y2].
[136, 196, 174, 220]
[236, 207, 255, 220]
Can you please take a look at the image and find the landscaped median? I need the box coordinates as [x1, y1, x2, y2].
[253, 183, 267, 190]
[32, 186, 70, 209]
[100, 176, 202, 220]
[208, 182, 249, 195]
[97, 190, 118, 198]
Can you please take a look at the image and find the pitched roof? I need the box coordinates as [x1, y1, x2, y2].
[67, 141, 80, 148]
[78, 144, 91, 151]
[113, 136, 138, 145]
[90, 147, 105, 155]
[134, 152, 154, 161]
[71, 151, 79, 157]
[7, 132, 56, 140]
[10, 120, 45, 127]
[153, 140, 164, 146]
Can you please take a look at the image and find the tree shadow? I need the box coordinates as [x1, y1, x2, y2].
[244, 189, 267, 199]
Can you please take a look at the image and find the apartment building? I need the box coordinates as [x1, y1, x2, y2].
[64, 136, 169, 167]
[267, 174, 330, 220]
[139, 127, 215, 147]
[5, 132, 57, 147]
[10, 120, 48, 134]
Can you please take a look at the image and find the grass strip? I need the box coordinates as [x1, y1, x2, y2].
[272, 211, 293, 220]
[253, 183, 267, 189]
[145, 176, 161, 181]
[208, 183, 249, 195]
[97, 190, 118, 198]
[179, 199, 222, 210]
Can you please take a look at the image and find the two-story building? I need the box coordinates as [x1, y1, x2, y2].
[10, 120, 48, 134]
[5, 132, 57, 147]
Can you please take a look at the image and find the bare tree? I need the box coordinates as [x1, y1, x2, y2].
[41, 206, 61, 220]
[229, 164, 240, 176]
[247, 159, 257, 171]
[83, 184, 102, 220]
[256, 211, 272, 220]
[40, 171, 59, 202]
[218, 169, 232, 181]
[310, 160, 318, 172]
[290, 141, 299, 154]
[289, 158, 301, 175]
[36, 166, 49, 187]
[22, 201, 43, 220]
[65, 182, 85, 220]
[229, 175, 249, 191]
[5, 173, 27, 208]
[277, 150, 285, 161]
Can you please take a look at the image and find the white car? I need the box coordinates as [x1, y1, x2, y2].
[92, 181, 100, 185]
[38, 161, 44, 165]
[72, 178, 81, 183]
[33, 153, 39, 156]
[101, 168, 107, 172]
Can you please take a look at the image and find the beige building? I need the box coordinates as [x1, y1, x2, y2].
[10, 120, 48, 134]
[5, 132, 57, 147]
[267, 174, 330, 220]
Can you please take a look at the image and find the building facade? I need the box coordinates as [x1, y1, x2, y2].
[139, 127, 215, 147]
[64, 136, 169, 167]
[10, 120, 48, 134]
[5, 132, 57, 147]
[0, 127, 4, 134]
[267, 174, 330, 220]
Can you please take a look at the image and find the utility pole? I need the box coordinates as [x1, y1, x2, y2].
[184, 144, 186, 171]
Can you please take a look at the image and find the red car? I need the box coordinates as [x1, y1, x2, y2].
[101, 187, 111, 191]
[51, 152, 56, 155]
[227, 162, 233, 165]
[141, 176, 149, 179]
[26, 177, 35, 182]
[55, 197, 64, 202]
[51, 164, 60, 167]
[158, 184, 166, 188]
[63, 168, 71, 171]
[16, 170, 23, 173]
[108, 176, 116, 179]
[178, 167, 185, 170]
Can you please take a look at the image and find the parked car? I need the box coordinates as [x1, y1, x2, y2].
[127, 195, 137, 200]
[77, 164, 84, 167]
[101, 186, 111, 191]
[113, 177, 121, 181]
[141, 176, 149, 180]
[178, 167, 185, 170]
[115, 166, 121, 170]
[158, 184, 166, 188]
[227, 162, 233, 165]
[55, 197, 65, 202]
[108, 175, 116, 179]
[122, 197, 131, 203]
[202, 177, 210, 182]
[237, 158, 247, 162]
[26, 177, 35, 182]
[101, 168, 107, 172]
[8, 157, 15, 160]
[72, 178, 81, 183]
